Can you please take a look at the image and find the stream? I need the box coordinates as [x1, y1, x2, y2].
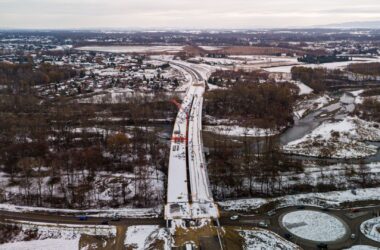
[280, 92, 380, 164]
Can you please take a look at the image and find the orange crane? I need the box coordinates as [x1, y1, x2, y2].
[170, 98, 189, 143]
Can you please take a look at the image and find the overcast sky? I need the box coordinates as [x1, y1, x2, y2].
[1, 0, 380, 29]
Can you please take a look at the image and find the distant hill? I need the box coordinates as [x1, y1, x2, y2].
[318, 21, 380, 29]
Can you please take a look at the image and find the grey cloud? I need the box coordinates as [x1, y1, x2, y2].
[1, 0, 380, 29]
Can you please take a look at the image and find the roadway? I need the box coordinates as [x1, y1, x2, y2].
[0, 204, 380, 249]
[165, 60, 219, 222]
[165, 76, 194, 220]
[221, 205, 380, 249]
[188, 89, 219, 219]
[0, 210, 164, 227]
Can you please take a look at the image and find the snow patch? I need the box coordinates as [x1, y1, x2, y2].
[0, 238, 79, 250]
[239, 228, 299, 250]
[360, 217, 380, 243]
[219, 186, 380, 212]
[204, 125, 278, 137]
[283, 116, 380, 158]
[124, 225, 170, 250]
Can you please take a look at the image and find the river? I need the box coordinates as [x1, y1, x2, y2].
[280, 92, 380, 164]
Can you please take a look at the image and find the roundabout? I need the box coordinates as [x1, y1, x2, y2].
[360, 217, 380, 243]
[280, 210, 350, 243]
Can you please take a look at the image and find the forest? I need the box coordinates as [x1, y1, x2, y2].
[205, 81, 297, 129]
[0, 74, 177, 208]
[348, 62, 380, 76]
[0, 61, 84, 94]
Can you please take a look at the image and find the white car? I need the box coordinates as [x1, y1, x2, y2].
[267, 211, 276, 216]
[258, 221, 269, 228]
[230, 215, 239, 221]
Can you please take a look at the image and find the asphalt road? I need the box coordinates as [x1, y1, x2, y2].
[0, 210, 165, 227]
[220, 205, 380, 249]
[1, 205, 380, 249]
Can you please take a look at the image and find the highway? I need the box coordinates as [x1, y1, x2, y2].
[164, 77, 193, 220]
[188, 89, 219, 219]
[165, 61, 219, 222]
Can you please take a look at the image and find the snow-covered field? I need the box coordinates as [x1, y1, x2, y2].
[238, 228, 299, 250]
[77, 89, 141, 104]
[281, 210, 347, 242]
[192, 56, 241, 65]
[124, 225, 170, 250]
[199, 46, 223, 51]
[360, 217, 380, 243]
[0, 238, 79, 250]
[283, 116, 380, 158]
[218, 186, 380, 211]
[265, 57, 380, 73]
[0, 220, 116, 250]
[76, 46, 184, 53]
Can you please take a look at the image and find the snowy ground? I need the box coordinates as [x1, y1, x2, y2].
[0, 140, 165, 217]
[0, 220, 116, 250]
[283, 116, 380, 158]
[360, 217, 380, 243]
[204, 125, 279, 137]
[344, 246, 379, 250]
[0, 238, 79, 250]
[281, 210, 347, 242]
[293, 94, 333, 118]
[350, 89, 380, 105]
[204, 115, 281, 137]
[218, 186, 380, 212]
[77, 88, 136, 104]
[4, 220, 116, 237]
[124, 225, 170, 250]
[214, 160, 380, 202]
[238, 228, 299, 250]
[293, 81, 313, 95]
[191, 56, 243, 66]
[199, 46, 223, 51]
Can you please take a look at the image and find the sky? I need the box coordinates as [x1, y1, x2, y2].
[1, 0, 380, 29]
